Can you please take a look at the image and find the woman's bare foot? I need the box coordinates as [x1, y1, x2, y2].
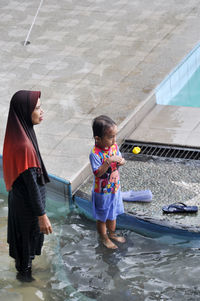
[109, 232, 126, 243]
[101, 235, 118, 249]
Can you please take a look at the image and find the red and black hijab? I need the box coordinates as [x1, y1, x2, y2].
[3, 90, 49, 191]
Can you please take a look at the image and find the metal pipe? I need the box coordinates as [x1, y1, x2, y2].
[24, 0, 43, 46]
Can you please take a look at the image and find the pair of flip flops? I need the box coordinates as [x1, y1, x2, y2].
[162, 202, 198, 214]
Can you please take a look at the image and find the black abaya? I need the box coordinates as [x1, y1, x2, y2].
[7, 167, 46, 269]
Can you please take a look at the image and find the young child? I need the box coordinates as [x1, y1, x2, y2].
[89, 115, 126, 249]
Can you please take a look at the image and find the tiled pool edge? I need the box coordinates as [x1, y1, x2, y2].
[156, 41, 200, 105]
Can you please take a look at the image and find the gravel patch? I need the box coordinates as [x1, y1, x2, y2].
[78, 156, 200, 230]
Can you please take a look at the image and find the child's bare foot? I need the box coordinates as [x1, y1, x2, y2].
[101, 235, 118, 249]
[109, 232, 126, 243]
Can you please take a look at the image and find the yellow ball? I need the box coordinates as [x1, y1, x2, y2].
[132, 146, 141, 154]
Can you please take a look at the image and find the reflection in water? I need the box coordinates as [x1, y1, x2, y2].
[61, 213, 200, 301]
[1, 194, 200, 301]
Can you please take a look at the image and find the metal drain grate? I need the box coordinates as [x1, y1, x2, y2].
[120, 140, 200, 161]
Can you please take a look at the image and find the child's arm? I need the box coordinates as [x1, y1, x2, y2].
[95, 155, 123, 177]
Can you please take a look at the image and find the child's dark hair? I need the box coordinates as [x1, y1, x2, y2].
[92, 115, 116, 138]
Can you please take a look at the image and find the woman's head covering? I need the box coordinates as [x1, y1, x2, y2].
[3, 90, 50, 191]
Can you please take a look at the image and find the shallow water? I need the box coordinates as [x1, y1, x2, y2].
[60, 213, 200, 301]
[1, 192, 200, 301]
[0, 194, 72, 301]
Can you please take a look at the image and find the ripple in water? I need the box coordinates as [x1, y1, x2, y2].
[60, 213, 200, 301]
[1, 193, 200, 301]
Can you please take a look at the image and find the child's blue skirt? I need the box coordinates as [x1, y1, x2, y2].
[92, 189, 124, 222]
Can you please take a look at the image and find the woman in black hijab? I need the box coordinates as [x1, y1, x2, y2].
[3, 90, 52, 282]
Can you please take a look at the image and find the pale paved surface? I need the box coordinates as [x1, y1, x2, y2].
[130, 105, 200, 147]
[0, 0, 200, 192]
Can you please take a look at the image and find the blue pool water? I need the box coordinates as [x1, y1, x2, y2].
[156, 42, 200, 107]
[168, 66, 200, 107]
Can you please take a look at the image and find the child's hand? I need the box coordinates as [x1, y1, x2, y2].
[109, 155, 125, 165]
[117, 157, 126, 166]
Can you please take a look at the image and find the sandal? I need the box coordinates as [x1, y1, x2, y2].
[162, 202, 198, 214]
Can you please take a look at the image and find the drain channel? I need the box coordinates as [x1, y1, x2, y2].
[120, 140, 200, 161]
